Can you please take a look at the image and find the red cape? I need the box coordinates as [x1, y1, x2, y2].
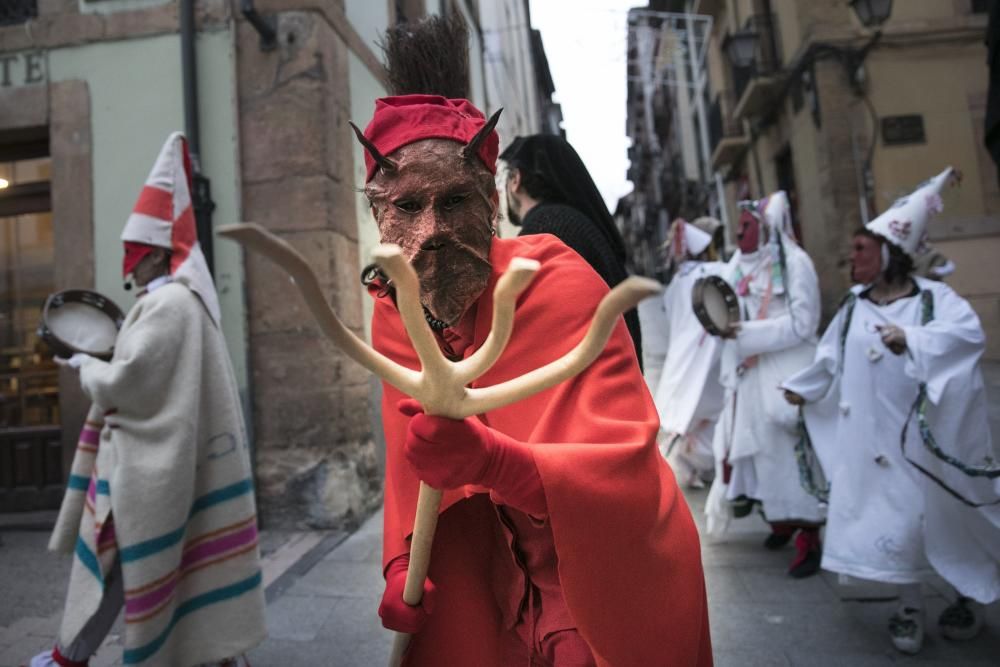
[372, 234, 712, 666]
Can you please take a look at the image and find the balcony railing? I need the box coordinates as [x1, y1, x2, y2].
[731, 13, 783, 103]
[709, 91, 748, 170]
[1, 0, 36, 27]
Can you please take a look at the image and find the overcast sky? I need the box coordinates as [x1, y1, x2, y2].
[530, 0, 640, 212]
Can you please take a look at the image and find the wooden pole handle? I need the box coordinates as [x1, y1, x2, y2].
[389, 482, 442, 666]
[402, 482, 443, 604]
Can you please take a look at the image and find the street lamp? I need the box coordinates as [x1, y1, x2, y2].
[842, 0, 893, 92]
[723, 29, 759, 68]
[849, 0, 894, 29]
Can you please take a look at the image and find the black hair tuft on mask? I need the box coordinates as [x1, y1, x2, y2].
[380, 12, 470, 99]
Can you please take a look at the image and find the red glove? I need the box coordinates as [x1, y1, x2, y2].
[377, 553, 436, 633]
[399, 399, 547, 516]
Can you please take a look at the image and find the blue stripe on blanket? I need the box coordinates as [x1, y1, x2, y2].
[96, 479, 110, 495]
[75, 537, 102, 582]
[67, 475, 89, 491]
[119, 478, 254, 564]
[189, 478, 254, 517]
[122, 570, 262, 665]
[118, 525, 186, 564]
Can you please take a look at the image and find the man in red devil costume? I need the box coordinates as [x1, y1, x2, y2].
[353, 89, 712, 665]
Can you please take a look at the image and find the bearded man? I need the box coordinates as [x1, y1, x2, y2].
[500, 134, 642, 362]
[353, 92, 711, 665]
[782, 167, 1000, 654]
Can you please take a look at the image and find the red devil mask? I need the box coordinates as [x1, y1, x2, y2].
[353, 95, 502, 328]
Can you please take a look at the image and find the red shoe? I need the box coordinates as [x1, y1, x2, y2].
[788, 528, 821, 578]
[764, 523, 796, 550]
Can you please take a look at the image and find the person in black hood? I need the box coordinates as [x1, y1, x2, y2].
[501, 135, 643, 366]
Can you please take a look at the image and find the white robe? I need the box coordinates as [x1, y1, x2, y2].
[641, 261, 726, 475]
[710, 242, 825, 525]
[51, 282, 266, 666]
[783, 279, 1000, 602]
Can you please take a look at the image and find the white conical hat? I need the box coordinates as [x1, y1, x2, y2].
[667, 218, 713, 259]
[866, 167, 956, 257]
[691, 216, 722, 238]
[121, 132, 221, 326]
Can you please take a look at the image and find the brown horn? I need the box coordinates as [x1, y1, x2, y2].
[460, 108, 503, 162]
[349, 121, 398, 174]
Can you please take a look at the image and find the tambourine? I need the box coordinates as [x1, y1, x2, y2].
[691, 275, 740, 337]
[38, 289, 125, 361]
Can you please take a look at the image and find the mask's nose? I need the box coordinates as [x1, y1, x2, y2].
[419, 236, 448, 252]
[409, 209, 452, 252]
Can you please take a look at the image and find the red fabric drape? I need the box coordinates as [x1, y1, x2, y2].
[373, 234, 712, 666]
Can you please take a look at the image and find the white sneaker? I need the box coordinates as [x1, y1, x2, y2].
[889, 606, 924, 654]
[683, 469, 706, 489]
[939, 597, 984, 641]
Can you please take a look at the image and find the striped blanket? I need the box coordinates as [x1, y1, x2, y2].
[50, 282, 265, 666]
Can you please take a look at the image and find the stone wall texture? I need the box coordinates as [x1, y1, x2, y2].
[236, 9, 381, 529]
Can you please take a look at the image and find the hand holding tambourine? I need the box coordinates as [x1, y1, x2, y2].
[53, 353, 91, 370]
[38, 290, 125, 362]
[692, 276, 740, 338]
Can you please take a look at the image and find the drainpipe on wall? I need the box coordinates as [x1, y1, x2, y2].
[180, 0, 216, 275]
[462, 0, 491, 110]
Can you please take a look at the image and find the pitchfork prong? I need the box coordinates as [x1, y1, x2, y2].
[453, 257, 540, 385]
[216, 224, 422, 397]
[370, 245, 453, 385]
[462, 276, 662, 416]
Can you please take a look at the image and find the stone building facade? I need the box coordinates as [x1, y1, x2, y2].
[696, 0, 998, 357]
[0, 0, 558, 523]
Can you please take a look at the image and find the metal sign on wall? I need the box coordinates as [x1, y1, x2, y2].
[0, 51, 47, 88]
[881, 114, 926, 146]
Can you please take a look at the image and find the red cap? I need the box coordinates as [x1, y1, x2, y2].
[360, 95, 499, 181]
[123, 241, 155, 277]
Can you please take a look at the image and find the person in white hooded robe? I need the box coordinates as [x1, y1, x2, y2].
[705, 191, 826, 578]
[639, 218, 726, 488]
[782, 167, 1000, 655]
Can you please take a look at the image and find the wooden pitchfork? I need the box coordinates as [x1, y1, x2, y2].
[217, 223, 660, 666]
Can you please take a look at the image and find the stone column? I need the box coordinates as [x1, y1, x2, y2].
[806, 59, 867, 320]
[50, 80, 95, 473]
[236, 10, 380, 528]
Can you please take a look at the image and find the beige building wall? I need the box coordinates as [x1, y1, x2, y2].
[865, 26, 999, 358]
